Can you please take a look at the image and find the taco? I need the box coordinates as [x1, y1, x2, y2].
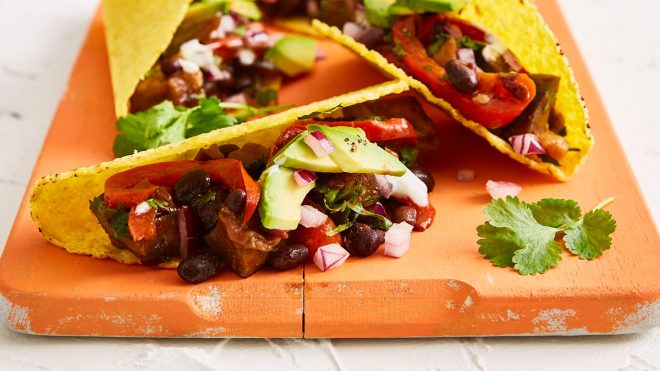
[291, 0, 592, 181]
[103, 0, 320, 156]
[30, 81, 442, 283]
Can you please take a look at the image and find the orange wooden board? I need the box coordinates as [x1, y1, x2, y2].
[1, 1, 659, 337]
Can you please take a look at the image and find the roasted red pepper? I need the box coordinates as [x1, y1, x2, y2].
[391, 15, 535, 129]
[270, 118, 418, 156]
[104, 159, 260, 223]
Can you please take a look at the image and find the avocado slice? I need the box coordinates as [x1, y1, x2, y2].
[364, 0, 396, 28]
[389, 0, 465, 15]
[259, 165, 316, 230]
[265, 36, 317, 77]
[309, 125, 407, 176]
[271, 130, 342, 172]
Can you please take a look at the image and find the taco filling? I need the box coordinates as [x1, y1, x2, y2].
[380, 14, 569, 163]
[90, 99, 436, 283]
[113, 1, 318, 157]
[263, 0, 578, 166]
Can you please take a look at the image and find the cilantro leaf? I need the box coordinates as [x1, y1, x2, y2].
[564, 209, 616, 259]
[530, 198, 581, 228]
[186, 97, 237, 137]
[477, 223, 519, 267]
[482, 197, 562, 275]
[477, 196, 617, 275]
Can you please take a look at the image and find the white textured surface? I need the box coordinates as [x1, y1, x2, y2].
[0, 0, 658, 370]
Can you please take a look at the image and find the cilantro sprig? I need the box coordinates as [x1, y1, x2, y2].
[477, 196, 616, 275]
[113, 97, 289, 158]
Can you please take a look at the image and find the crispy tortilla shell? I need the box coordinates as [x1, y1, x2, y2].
[313, 0, 592, 181]
[29, 80, 408, 267]
[102, 0, 193, 118]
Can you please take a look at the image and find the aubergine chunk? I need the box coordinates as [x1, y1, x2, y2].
[204, 207, 281, 278]
[90, 196, 179, 264]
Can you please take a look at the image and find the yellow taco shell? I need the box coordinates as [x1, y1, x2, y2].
[313, 0, 592, 181]
[29, 80, 408, 267]
[102, 0, 193, 118]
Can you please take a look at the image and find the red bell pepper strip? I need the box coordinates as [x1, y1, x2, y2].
[391, 15, 536, 129]
[104, 159, 260, 223]
[270, 118, 418, 156]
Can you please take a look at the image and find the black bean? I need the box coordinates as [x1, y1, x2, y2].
[218, 144, 240, 157]
[500, 74, 529, 100]
[225, 189, 247, 214]
[196, 191, 225, 233]
[411, 167, 435, 192]
[392, 205, 417, 226]
[173, 170, 212, 206]
[177, 254, 222, 283]
[160, 58, 182, 76]
[343, 223, 385, 257]
[268, 244, 309, 270]
[445, 59, 478, 94]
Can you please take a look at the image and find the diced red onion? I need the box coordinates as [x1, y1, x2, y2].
[486, 180, 522, 199]
[178, 206, 200, 259]
[508, 133, 546, 155]
[304, 130, 335, 157]
[293, 170, 317, 187]
[383, 222, 414, 258]
[342, 22, 365, 40]
[299, 205, 328, 228]
[373, 202, 386, 216]
[457, 169, 475, 182]
[374, 174, 393, 198]
[458, 48, 476, 66]
[313, 243, 350, 272]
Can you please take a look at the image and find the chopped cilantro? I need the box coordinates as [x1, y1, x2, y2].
[477, 196, 616, 275]
[145, 198, 169, 210]
[193, 191, 216, 208]
[398, 147, 419, 167]
[255, 87, 278, 107]
[458, 36, 487, 50]
[316, 183, 392, 236]
[392, 41, 408, 59]
[427, 33, 449, 56]
[234, 25, 247, 36]
[111, 206, 130, 239]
